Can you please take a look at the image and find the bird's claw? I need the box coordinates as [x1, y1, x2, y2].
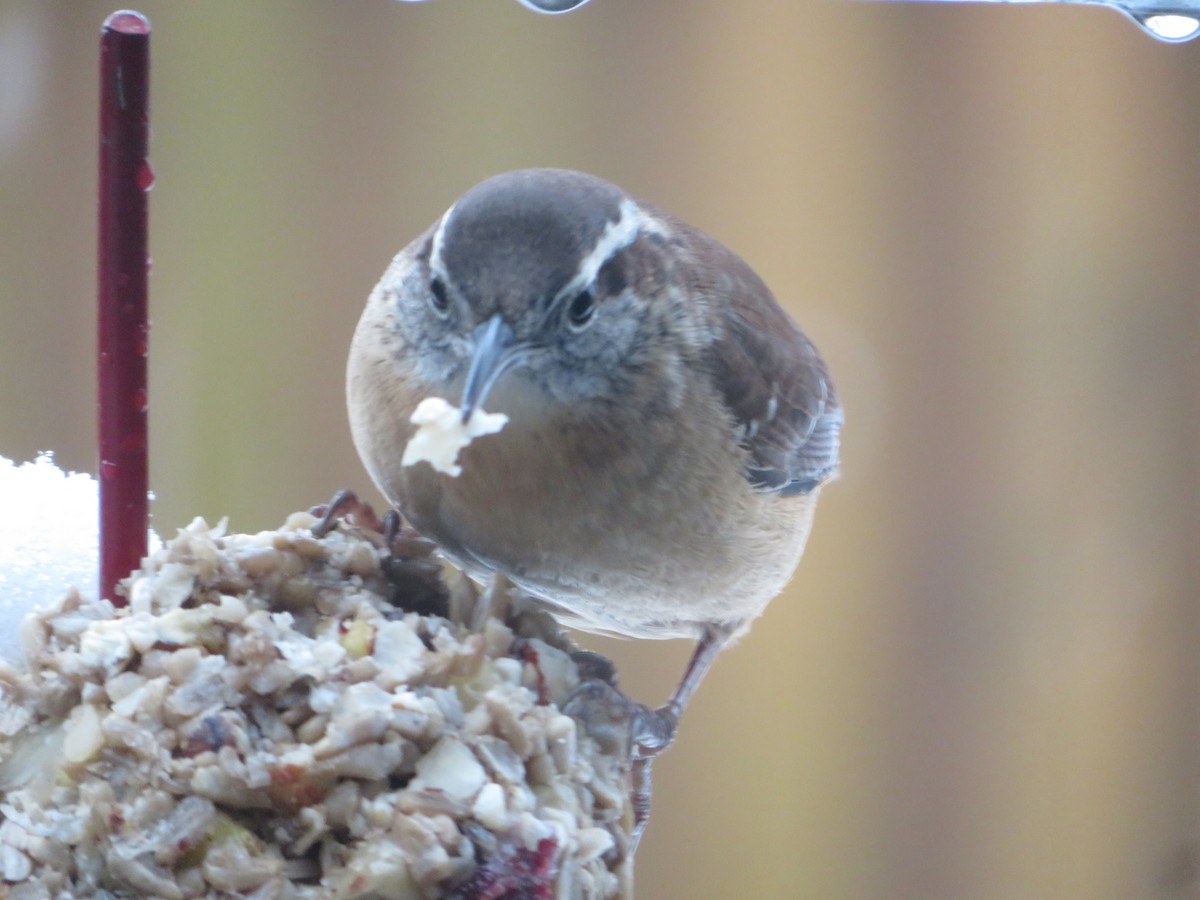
[309, 489, 383, 538]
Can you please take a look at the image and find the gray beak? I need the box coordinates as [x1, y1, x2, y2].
[461, 314, 524, 423]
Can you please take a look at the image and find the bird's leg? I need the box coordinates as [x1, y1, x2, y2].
[622, 622, 740, 848]
[631, 621, 739, 758]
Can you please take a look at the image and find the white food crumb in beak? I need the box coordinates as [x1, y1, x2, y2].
[401, 396, 509, 477]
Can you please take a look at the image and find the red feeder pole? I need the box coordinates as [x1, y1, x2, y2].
[97, 10, 152, 604]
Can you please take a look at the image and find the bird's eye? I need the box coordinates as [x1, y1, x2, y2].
[565, 289, 596, 329]
[429, 277, 450, 314]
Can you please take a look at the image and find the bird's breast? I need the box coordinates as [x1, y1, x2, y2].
[396, 398, 815, 639]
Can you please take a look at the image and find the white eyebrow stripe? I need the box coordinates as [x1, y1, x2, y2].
[559, 198, 643, 298]
[429, 201, 456, 282]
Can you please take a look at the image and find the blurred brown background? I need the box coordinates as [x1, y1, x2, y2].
[2, 1, 1198, 897]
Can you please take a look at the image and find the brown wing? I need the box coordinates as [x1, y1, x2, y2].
[699, 246, 842, 496]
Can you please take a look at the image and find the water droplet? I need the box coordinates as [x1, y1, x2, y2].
[394, 0, 592, 8]
[146, 256, 153, 276]
[136, 159, 155, 191]
[99, 350, 111, 366]
[104, 10, 151, 36]
[100, 460, 118, 480]
[133, 388, 148, 413]
[516, 0, 592, 10]
[120, 433, 147, 453]
[1131, 11, 1200, 40]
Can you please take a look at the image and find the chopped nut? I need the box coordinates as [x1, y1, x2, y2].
[472, 781, 508, 831]
[408, 736, 486, 802]
[61, 703, 103, 765]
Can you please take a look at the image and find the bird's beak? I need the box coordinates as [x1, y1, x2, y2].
[461, 314, 524, 424]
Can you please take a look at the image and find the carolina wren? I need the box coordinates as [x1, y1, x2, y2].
[347, 168, 841, 758]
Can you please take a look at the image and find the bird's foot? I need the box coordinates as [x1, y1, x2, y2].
[309, 488, 383, 538]
[631, 702, 680, 760]
[562, 678, 637, 757]
[561, 678, 653, 853]
[561, 680, 681, 852]
[560, 680, 679, 760]
[309, 490, 447, 616]
[309, 490, 438, 556]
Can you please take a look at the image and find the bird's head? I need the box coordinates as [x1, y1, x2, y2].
[381, 168, 699, 422]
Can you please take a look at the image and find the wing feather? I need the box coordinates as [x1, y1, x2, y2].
[695, 242, 842, 496]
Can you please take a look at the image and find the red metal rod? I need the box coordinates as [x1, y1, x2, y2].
[98, 10, 152, 604]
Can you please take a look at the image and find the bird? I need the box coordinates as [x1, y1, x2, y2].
[345, 168, 841, 763]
